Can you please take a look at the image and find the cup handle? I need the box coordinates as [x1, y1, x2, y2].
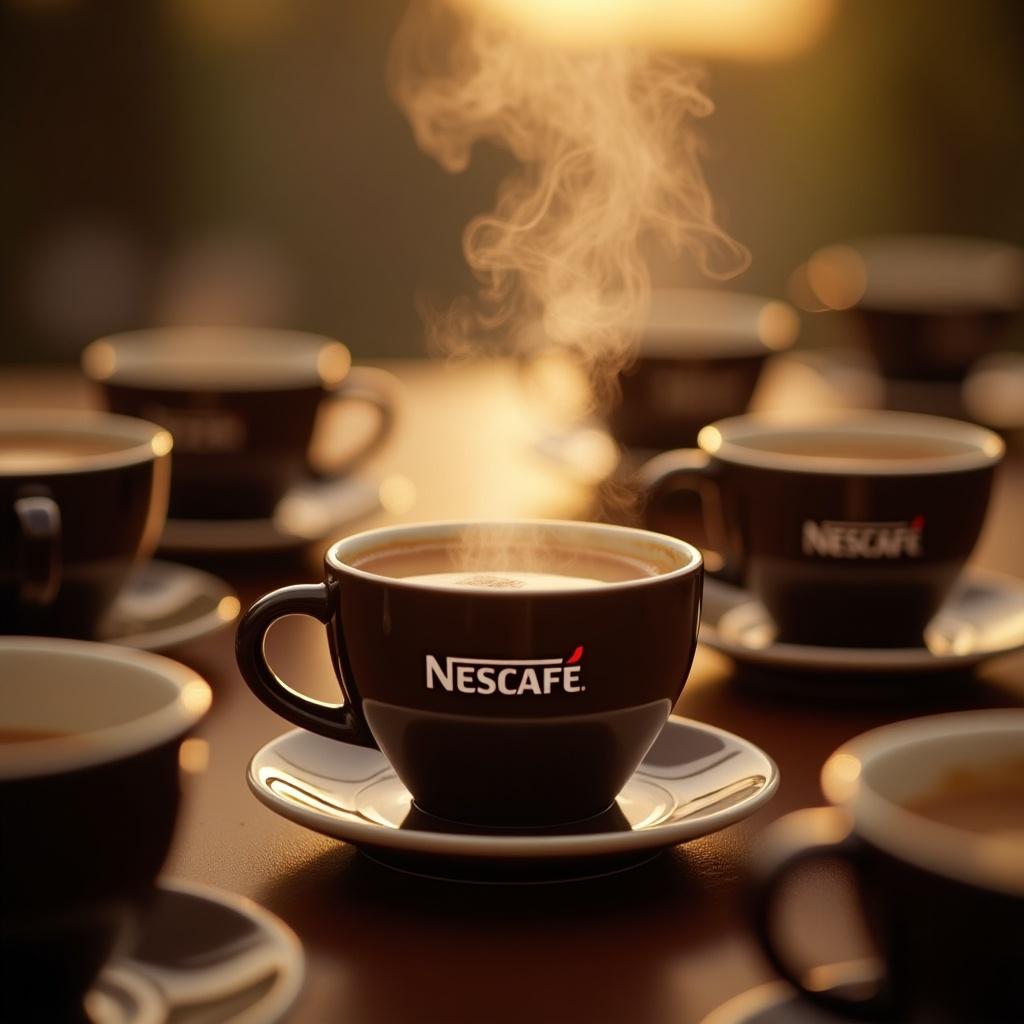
[636, 449, 741, 581]
[235, 582, 376, 746]
[751, 807, 898, 1021]
[14, 493, 62, 607]
[313, 366, 399, 478]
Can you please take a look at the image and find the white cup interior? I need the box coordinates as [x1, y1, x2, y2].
[83, 328, 351, 391]
[823, 710, 1024, 896]
[0, 638, 211, 780]
[699, 410, 1004, 476]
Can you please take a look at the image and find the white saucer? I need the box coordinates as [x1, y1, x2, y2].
[159, 474, 381, 554]
[86, 879, 304, 1024]
[700, 570, 1024, 675]
[247, 715, 779, 883]
[701, 961, 882, 1024]
[97, 561, 239, 653]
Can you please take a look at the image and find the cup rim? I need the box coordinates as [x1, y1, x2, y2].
[0, 409, 172, 477]
[0, 637, 211, 781]
[697, 410, 1004, 476]
[82, 327, 352, 392]
[326, 519, 703, 594]
[631, 288, 799, 358]
[821, 709, 1024, 897]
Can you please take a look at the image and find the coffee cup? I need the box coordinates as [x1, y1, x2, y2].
[798, 236, 1024, 382]
[0, 410, 171, 638]
[751, 709, 1024, 1023]
[82, 327, 397, 520]
[639, 410, 1003, 647]
[0, 637, 211, 1022]
[610, 289, 798, 450]
[237, 519, 702, 826]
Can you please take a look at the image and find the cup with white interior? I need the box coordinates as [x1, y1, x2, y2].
[639, 410, 1003, 646]
[0, 637, 211, 1022]
[0, 410, 171, 637]
[236, 519, 703, 826]
[751, 709, 1024, 1022]
[83, 327, 397, 520]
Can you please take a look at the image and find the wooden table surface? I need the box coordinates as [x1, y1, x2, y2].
[4, 358, 1023, 1024]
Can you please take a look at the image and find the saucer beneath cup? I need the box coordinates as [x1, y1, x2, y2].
[86, 879, 304, 1024]
[247, 716, 779, 884]
[97, 560, 239, 653]
[700, 569, 1024, 675]
[700, 961, 883, 1024]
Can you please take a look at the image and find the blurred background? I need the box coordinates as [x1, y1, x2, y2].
[3, 0, 1023, 364]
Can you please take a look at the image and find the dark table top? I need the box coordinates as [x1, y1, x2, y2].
[5, 359, 1023, 1024]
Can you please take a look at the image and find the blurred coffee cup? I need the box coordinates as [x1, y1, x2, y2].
[794, 235, 1024, 382]
[639, 410, 1003, 646]
[520, 289, 798, 451]
[610, 289, 798, 450]
[0, 410, 171, 638]
[751, 710, 1024, 1023]
[0, 637, 211, 1022]
[83, 327, 397, 520]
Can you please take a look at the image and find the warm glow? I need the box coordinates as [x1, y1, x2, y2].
[150, 430, 174, 458]
[316, 342, 352, 386]
[379, 474, 418, 515]
[178, 737, 210, 774]
[181, 679, 213, 715]
[698, 425, 723, 454]
[804, 245, 867, 311]
[454, 0, 836, 59]
[81, 340, 117, 381]
[757, 301, 800, 350]
[217, 595, 242, 623]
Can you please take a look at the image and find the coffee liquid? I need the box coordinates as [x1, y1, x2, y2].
[0, 434, 128, 471]
[903, 761, 1024, 844]
[353, 543, 660, 588]
[737, 433, 977, 461]
[0, 728, 69, 743]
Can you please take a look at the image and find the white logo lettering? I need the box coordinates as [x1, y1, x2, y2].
[802, 517, 925, 559]
[425, 647, 585, 696]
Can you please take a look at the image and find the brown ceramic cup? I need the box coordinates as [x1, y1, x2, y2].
[236, 519, 703, 826]
[751, 710, 1024, 1023]
[799, 236, 1024, 382]
[0, 410, 171, 638]
[610, 289, 798, 450]
[0, 637, 211, 1023]
[639, 411, 1003, 647]
[83, 327, 397, 520]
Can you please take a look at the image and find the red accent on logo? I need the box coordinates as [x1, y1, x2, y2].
[911, 515, 925, 531]
[565, 646, 584, 665]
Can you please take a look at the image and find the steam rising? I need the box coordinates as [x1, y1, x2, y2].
[389, 0, 748, 399]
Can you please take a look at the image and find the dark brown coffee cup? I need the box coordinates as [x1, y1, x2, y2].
[83, 327, 397, 520]
[237, 519, 703, 826]
[0, 637, 211, 1022]
[639, 411, 1003, 647]
[798, 236, 1024, 382]
[0, 410, 171, 638]
[610, 289, 798, 450]
[751, 710, 1024, 1023]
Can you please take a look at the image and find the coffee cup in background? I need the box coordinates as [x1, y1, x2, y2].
[751, 709, 1024, 1023]
[609, 289, 798, 450]
[237, 519, 703, 826]
[0, 637, 211, 1022]
[83, 327, 397, 520]
[796, 235, 1024, 382]
[0, 410, 171, 638]
[639, 411, 1003, 647]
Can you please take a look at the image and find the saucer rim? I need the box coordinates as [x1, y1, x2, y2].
[158, 474, 380, 553]
[247, 715, 780, 860]
[108, 877, 305, 1024]
[699, 568, 1024, 674]
[101, 560, 239, 653]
